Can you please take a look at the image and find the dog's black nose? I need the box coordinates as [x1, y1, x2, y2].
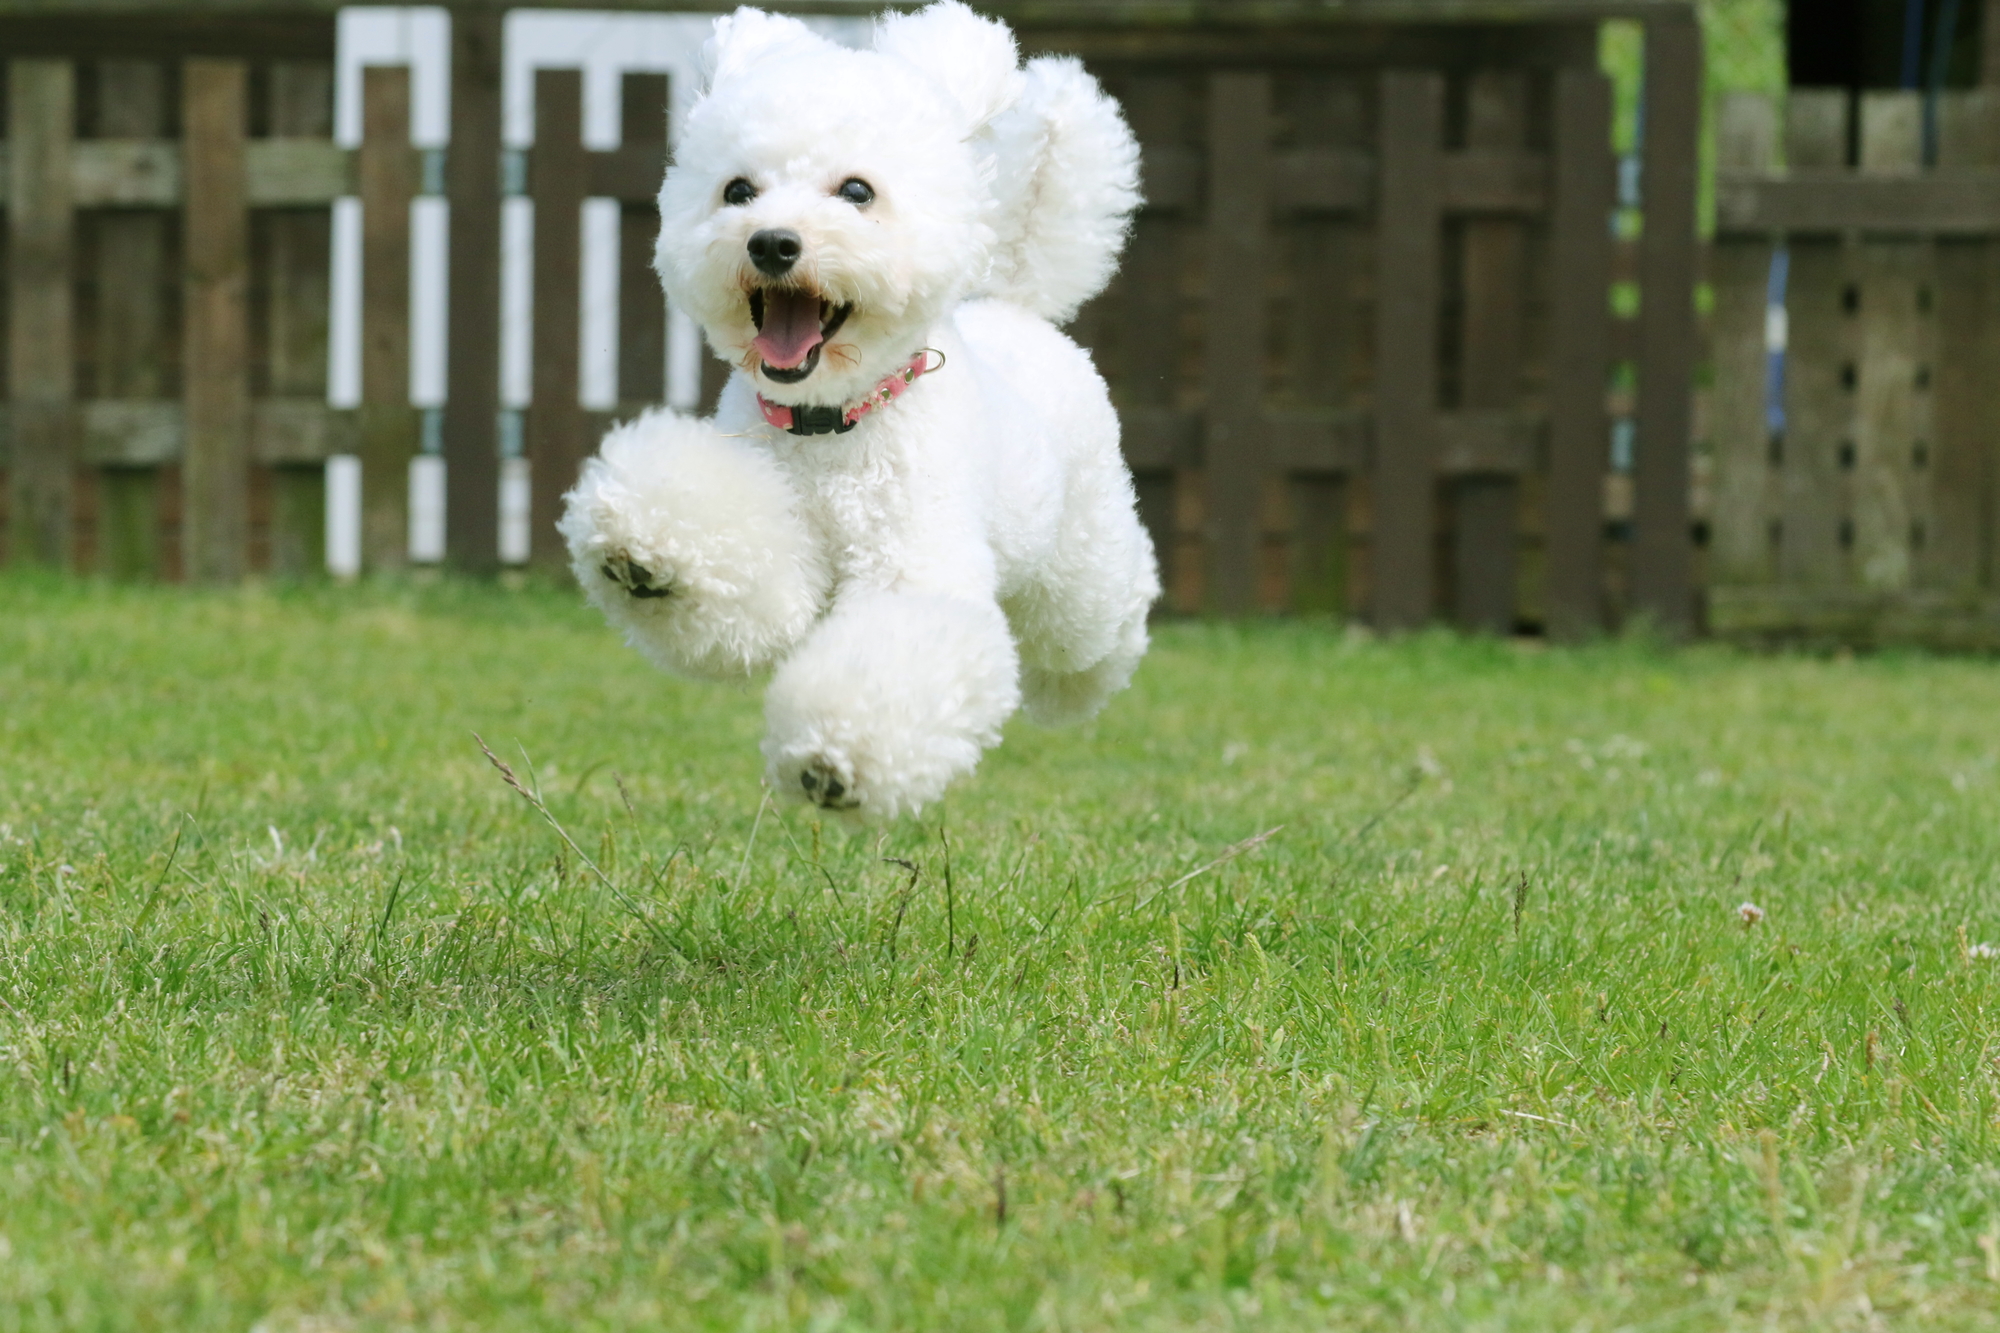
[747, 228, 802, 276]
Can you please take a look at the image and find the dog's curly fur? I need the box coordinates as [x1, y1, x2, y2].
[559, 1, 1158, 818]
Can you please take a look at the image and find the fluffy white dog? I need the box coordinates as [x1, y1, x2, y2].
[559, 1, 1158, 818]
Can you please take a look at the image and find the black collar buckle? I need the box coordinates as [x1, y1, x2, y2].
[788, 405, 856, 437]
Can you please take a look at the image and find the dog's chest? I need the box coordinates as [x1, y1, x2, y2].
[785, 443, 914, 584]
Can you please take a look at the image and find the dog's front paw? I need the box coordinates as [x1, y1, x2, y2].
[597, 550, 676, 601]
[795, 755, 861, 811]
[761, 591, 1024, 820]
[559, 410, 830, 679]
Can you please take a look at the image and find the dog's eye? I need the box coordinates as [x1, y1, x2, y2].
[836, 178, 875, 206]
[722, 178, 757, 206]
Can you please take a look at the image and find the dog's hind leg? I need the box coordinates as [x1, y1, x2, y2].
[1018, 599, 1150, 727]
[1009, 456, 1160, 727]
[761, 587, 1021, 819]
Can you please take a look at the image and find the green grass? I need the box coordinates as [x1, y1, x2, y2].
[3, 574, 2000, 1331]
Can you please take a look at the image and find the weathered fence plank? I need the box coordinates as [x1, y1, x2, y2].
[1371, 70, 1443, 629]
[90, 63, 172, 399]
[1929, 243, 1995, 590]
[6, 60, 77, 568]
[1776, 98, 1853, 592]
[617, 73, 668, 413]
[1203, 71, 1272, 616]
[1933, 94, 2000, 592]
[1850, 94, 1927, 594]
[1630, 13, 1700, 632]
[89, 59, 173, 579]
[261, 59, 334, 577]
[1114, 73, 1199, 612]
[1779, 238, 1855, 590]
[1785, 88, 1849, 171]
[180, 57, 251, 584]
[359, 65, 417, 570]
[529, 67, 586, 568]
[443, 9, 503, 573]
[1453, 69, 1528, 633]
[1706, 96, 1774, 591]
[0, 141, 350, 210]
[1545, 67, 1614, 636]
[1273, 72, 1366, 615]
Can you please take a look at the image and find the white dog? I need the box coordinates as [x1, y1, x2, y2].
[559, 1, 1158, 818]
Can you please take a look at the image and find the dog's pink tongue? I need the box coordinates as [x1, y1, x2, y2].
[753, 290, 823, 369]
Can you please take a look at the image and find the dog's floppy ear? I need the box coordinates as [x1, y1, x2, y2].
[874, 1, 1020, 129]
[702, 7, 829, 89]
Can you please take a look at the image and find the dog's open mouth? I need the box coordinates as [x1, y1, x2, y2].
[749, 287, 852, 383]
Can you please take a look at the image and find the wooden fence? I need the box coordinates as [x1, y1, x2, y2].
[0, 6, 1706, 635]
[1708, 85, 2000, 647]
[1062, 16, 1700, 632]
[1, 54, 350, 580]
[0, 31, 697, 582]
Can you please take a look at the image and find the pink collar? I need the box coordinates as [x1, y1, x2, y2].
[756, 350, 939, 437]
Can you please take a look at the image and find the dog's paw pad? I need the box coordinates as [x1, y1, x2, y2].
[599, 552, 675, 600]
[798, 759, 860, 811]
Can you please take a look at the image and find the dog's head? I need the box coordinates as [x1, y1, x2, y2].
[656, 2, 1020, 408]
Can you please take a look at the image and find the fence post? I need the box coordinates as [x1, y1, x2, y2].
[1850, 93, 1931, 594]
[1453, 70, 1530, 633]
[1934, 91, 2000, 592]
[91, 61, 175, 580]
[264, 60, 338, 577]
[1630, 14, 1701, 633]
[615, 74, 671, 414]
[180, 59, 253, 584]
[6, 60, 77, 569]
[1202, 71, 1272, 615]
[444, 8, 504, 573]
[1984, 1, 2000, 588]
[1774, 94, 1855, 591]
[1116, 78, 1198, 612]
[1986, 0, 2000, 87]
[1372, 70, 1444, 630]
[1707, 92, 1778, 590]
[530, 67, 587, 569]
[1546, 67, 1615, 638]
[360, 65, 421, 570]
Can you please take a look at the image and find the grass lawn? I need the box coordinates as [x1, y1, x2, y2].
[3, 574, 2000, 1330]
